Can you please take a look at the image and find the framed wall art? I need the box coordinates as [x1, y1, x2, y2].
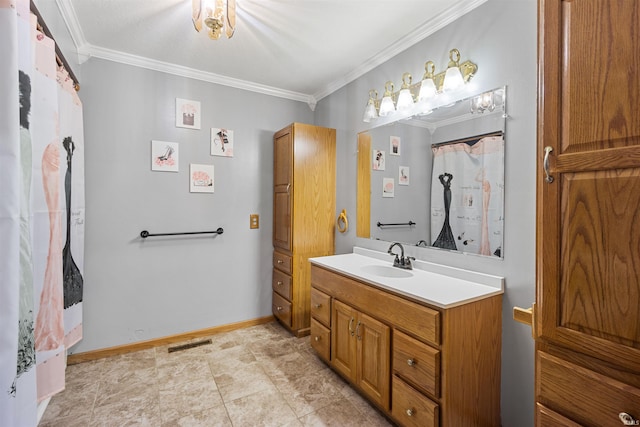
[176, 98, 201, 129]
[190, 163, 214, 193]
[151, 140, 179, 172]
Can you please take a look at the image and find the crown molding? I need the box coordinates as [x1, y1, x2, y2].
[312, 0, 488, 102]
[54, 0, 485, 110]
[86, 44, 316, 107]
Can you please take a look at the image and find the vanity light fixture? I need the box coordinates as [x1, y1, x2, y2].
[442, 48, 465, 92]
[470, 88, 505, 114]
[378, 81, 396, 117]
[418, 61, 437, 102]
[363, 90, 379, 122]
[192, 0, 236, 40]
[362, 48, 477, 122]
[396, 73, 415, 111]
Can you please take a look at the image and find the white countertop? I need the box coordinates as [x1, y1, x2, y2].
[309, 247, 504, 309]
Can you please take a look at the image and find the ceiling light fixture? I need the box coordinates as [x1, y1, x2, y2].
[363, 48, 477, 122]
[192, 0, 236, 40]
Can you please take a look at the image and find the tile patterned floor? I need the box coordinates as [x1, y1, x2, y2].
[39, 322, 394, 426]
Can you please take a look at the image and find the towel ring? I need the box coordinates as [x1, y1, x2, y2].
[337, 209, 349, 233]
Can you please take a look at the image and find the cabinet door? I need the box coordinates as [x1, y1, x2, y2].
[356, 311, 390, 410]
[537, 0, 640, 372]
[273, 128, 292, 251]
[331, 300, 357, 381]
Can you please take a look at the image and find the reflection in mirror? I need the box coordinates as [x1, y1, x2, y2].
[356, 86, 506, 258]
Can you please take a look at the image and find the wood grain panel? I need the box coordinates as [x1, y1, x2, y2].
[310, 288, 331, 327]
[272, 291, 292, 327]
[357, 311, 390, 410]
[536, 403, 582, 427]
[560, 1, 640, 153]
[357, 132, 371, 238]
[440, 295, 502, 427]
[331, 300, 357, 381]
[537, 351, 640, 427]
[272, 268, 292, 300]
[310, 318, 331, 362]
[560, 170, 640, 347]
[312, 265, 440, 346]
[391, 376, 439, 427]
[393, 329, 440, 398]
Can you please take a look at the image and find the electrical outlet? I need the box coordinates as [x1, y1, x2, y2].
[250, 214, 259, 229]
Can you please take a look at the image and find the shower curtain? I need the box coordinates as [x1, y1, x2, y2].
[1, 0, 84, 425]
[430, 133, 504, 257]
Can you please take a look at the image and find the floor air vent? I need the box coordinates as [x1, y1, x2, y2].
[168, 339, 212, 353]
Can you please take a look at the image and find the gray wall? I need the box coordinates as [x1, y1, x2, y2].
[73, 58, 313, 351]
[314, 1, 538, 426]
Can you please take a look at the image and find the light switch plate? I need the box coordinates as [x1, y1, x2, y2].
[250, 214, 259, 229]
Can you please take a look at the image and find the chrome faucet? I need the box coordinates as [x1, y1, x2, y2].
[387, 242, 415, 270]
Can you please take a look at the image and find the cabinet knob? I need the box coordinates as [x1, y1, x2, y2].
[314, 303, 322, 308]
[276, 306, 283, 311]
[315, 336, 321, 342]
[407, 358, 416, 367]
[406, 408, 415, 417]
[277, 260, 283, 264]
[619, 412, 639, 425]
[277, 281, 283, 286]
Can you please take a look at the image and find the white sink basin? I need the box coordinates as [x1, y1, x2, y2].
[360, 264, 414, 278]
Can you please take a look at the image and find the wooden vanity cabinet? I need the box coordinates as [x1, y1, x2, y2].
[310, 264, 502, 427]
[272, 123, 336, 337]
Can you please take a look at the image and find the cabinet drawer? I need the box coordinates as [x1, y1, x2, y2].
[310, 318, 330, 362]
[536, 403, 581, 427]
[310, 288, 331, 327]
[272, 292, 292, 327]
[393, 329, 440, 398]
[391, 376, 439, 427]
[537, 351, 640, 427]
[272, 269, 292, 300]
[273, 251, 292, 274]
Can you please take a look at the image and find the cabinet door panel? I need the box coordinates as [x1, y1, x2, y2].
[357, 311, 390, 410]
[537, 0, 640, 372]
[331, 300, 356, 381]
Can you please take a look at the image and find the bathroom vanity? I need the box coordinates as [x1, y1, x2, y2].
[309, 248, 503, 427]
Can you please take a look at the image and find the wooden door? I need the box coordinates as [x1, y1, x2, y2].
[537, 0, 640, 373]
[331, 300, 357, 381]
[273, 127, 292, 252]
[356, 311, 390, 410]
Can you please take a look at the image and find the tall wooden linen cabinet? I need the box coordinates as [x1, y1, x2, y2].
[272, 123, 336, 337]
[532, 1, 640, 425]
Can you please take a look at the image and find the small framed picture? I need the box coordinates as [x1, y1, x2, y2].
[399, 166, 410, 185]
[389, 136, 401, 156]
[383, 178, 395, 197]
[211, 128, 234, 157]
[151, 140, 179, 172]
[373, 149, 385, 171]
[190, 163, 214, 193]
[176, 98, 201, 129]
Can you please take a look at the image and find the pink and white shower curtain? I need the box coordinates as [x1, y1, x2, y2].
[1, 0, 84, 425]
[430, 133, 504, 257]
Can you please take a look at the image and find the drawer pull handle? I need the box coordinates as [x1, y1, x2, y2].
[407, 358, 416, 367]
[406, 408, 415, 417]
[276, 306, 283, 311]
[619, 412, 639, 425]
[314, 303, 322, 308]
[349, 318, 355, 336]
[277, 281, 283, 286]
[315, 336, 321, 342]
[277, 259, 283, 264]
[355, 321, 362, 341]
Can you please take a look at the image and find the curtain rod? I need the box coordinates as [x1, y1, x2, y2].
[30, 1, 80, 91]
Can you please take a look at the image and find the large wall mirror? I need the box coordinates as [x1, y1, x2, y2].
[357, 86, 507, 258]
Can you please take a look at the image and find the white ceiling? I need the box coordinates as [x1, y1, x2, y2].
[56, 0, 487, 108]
